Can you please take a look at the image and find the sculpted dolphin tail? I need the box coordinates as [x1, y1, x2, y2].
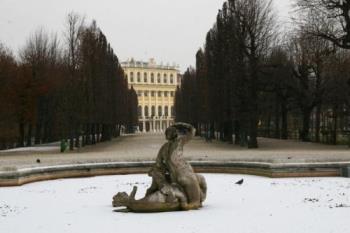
[130, 186, 137, 200]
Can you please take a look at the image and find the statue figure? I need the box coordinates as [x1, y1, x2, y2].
[112, 123, 207, 212]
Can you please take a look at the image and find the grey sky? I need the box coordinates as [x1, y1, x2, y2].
[0, 0, 292, 71]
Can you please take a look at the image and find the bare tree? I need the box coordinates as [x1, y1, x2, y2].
[297, 0, 350, 49]
[63, 12, 85, 150]
[0, 43, 18, 148]
[1, 15, 138, 151]
[229, 0, 276, 148]
[20, 29, 49, 146]
[64, 12, 85, 74]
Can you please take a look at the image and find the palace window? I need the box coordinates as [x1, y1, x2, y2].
[163, 74, 167, 83]
[151, 106, 155, 116]
[158, 106, 162, 116]
[151, 73, 154, 83]
[144, 106, 149, 117]
[158, 91, 162, 97]
[137, 72, 141, 82]
[170, 91, 174, 97]
[157, 73, 161, 83]
[138, 106, 142, 117]
[170, 74, 174, 84]
[164, 91, 168, 97]
[137, 91, 142, 96]
[144, 72, 148, 83]
[171, 106, 174, 117]
[144, 91, 149, 97]
[151, 91, 155, 97]
[130, 72, 134, 83]
[165, 106, 169, 117]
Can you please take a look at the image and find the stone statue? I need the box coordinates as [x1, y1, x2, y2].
[112, 123, 207, 212]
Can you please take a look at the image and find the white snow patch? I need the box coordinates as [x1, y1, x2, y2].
[0, 174, 349, 233]
[0, 144, 59, 153]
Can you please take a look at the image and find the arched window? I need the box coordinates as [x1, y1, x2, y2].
[165, 106, 169, 117]
[144, 72, 147, 83]
[137, 72, 141, 82]
[170, 74, 174, 84]
[157, 73, 161, 83]
[151, 106, 155, 116]
[144, 106, 149, 117]
[130, 72, 134, 83]
[171, 106, 174, 117]
[158, 106, 162, 117]
[138, 106, 142, 117]
[151, 73, 154, 83]
[163, 74, 167, 83]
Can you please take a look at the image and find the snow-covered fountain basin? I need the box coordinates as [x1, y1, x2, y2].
[0, 174, 349, 233]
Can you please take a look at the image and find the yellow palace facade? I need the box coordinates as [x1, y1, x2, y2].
[121, 58, 181, 132]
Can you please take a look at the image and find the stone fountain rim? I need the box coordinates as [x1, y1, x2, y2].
[1, 160, 349, 187]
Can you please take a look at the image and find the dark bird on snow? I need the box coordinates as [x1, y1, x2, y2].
[235, 179, 244, 185]
[36, 159, 41, 163]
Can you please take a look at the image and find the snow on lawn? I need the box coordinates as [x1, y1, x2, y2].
[0, 174, 350, 233]
[0, 142, 59, 153]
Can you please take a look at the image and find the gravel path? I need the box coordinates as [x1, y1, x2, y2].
[0, 133, 349, 170]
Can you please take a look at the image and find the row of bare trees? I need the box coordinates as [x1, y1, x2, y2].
[0, 13, 138, 150]
[175, 0, 350, 148]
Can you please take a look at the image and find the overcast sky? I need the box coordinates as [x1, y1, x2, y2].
[0, 0, 293, 71]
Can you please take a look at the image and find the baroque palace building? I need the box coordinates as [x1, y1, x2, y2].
[121, 58, 181, 132]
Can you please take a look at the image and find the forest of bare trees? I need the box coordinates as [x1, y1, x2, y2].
[175, 0, 350, 148]
[0, 13, 138, 150]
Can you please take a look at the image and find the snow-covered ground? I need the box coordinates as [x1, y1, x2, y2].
[0, 142, 60, 153]
[0, 174, 349, 233]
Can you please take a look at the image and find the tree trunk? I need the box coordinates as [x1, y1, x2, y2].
[266, 114, 271, 138]
[247, 57, 259, 149]
[91, 124, 96, 144]
[26, 124, 32, 147]
[101, 124, 107, 142]
[281, 102, 288, 140]
[82, 132, 86, 147]
[219, 123, 225, 141]
[43, 121, 49, 143]
[331, 107, 338, 145]
[234, 121, 240, 145]
[300, 108, 312, 142]
[69, 130, 74, 150]
[315, 105, 321, 143]
[85, 123, 91, 145]
[224, 121, 233, 144]
[210, 122, 215, 139]
[196, 123, 201, 137]
[274, 100, 280, 139]
[248, 116, 258, 148]
[75, 126, 80, 148]
[247, 96, 258, 148]
[18, 123, 25, 147]
[115, 125, 120, 137]
[34, 122, 42, 145]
